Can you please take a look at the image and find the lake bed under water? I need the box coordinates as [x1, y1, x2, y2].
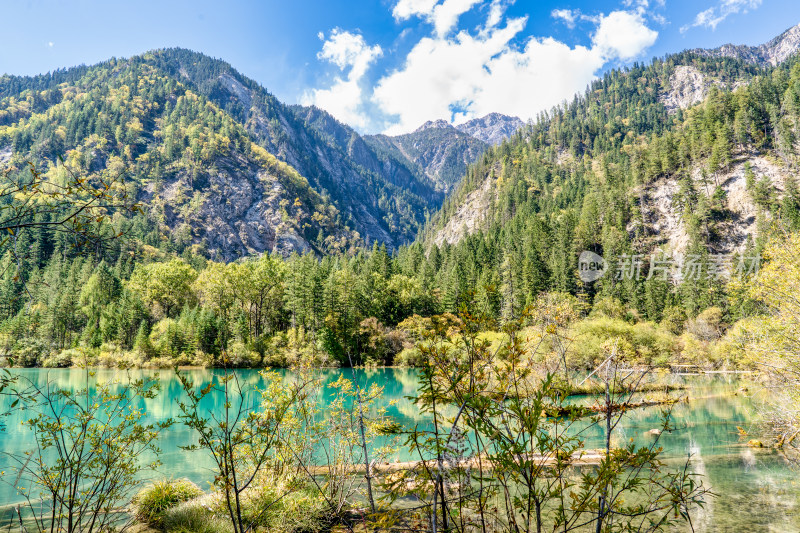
[0, 368, 796, 532]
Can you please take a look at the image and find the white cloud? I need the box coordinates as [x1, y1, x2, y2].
[308, 2, 659, 133]
[551, 8, 578, 29]
[392, 0, 483, 37]
[304, 78, 370, 128]
[317, 29, 382, 78]
[470, 36, 602, 121]
[486, 0, 506, 29]
[593, 11, 658, 60]
[374, 8, 657, 133]
[622, 0, 666, 17]
[302, 29, 382, 129]
[47, 41, 54, 47]
[681, 0, 762, 32]
[374, 17, 531, 132]
[392, 0, 438, 20]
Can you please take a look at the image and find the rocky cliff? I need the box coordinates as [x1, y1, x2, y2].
[365, 120, 489, 193]
[455, 113, 525, 145]
[690, 23, 800, 67]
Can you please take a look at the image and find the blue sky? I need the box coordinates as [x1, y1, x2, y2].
[1, 0, 798, 133]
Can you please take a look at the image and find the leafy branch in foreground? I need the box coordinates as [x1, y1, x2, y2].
[380, 306, 708, 532]
[175, 366, 313, 533]
[1, 369, 171, 533]
[0, 159, 140, 306]
[739, 233, 800, 450]
[0, 160, 140, 240]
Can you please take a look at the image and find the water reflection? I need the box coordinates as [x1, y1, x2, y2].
[0, 369, 796, 531]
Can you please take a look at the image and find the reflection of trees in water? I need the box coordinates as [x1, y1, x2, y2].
[694, 454, 800, 532]
[3, 371, 800, 530]
[389, 367, 421, 394]
[687, 438, 713, 532]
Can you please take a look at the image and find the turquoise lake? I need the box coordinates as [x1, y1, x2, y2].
[0, 368, 797, 532]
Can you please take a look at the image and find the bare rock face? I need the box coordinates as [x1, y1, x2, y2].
[142, 155, 317, 262]
[763, 24, 800, 65]
[0, 146, 11, 166]
[661, 66, 711, 113]
[636, 177, 689, 256]
[157, 49, 443, 250]
[690, 23, 800, 67]
[433, 172, 495, 246]
[421, 25, 800, 252]
[365, 121, 489, 193]
[361, 114, 518, 199]
[415, 119, 452, 132]
[455, 113, 525, 145]
[634, 154, 790, 259]
[218, 73, 252, 108]
[659, 65, 750, 113]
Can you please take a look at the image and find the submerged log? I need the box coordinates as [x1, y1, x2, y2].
[545, 397, 683, 418]
[306, 449, 612, 476]
[566, 382, 687, 396]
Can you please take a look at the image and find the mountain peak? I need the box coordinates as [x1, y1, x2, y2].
[455, 113, 525, 145]
[761, 23, 800, 66]
[414, 119, 455, 133]
[690, 22, 800, 67]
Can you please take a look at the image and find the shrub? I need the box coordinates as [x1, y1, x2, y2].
[686, 306, 725, 341]
[570, 317, 678, 369]
[159, 479, 329, 533]
[262, 328, 335, 368]
[661, 306, 687, 335]
[590, 297, 626, 320]
[41, 348, 82, 368]
[95, 343, 129, 367]
[162, 497, 230, 533]
[11, 338, 49, 367]
[395, 345, 424, 366]
[225, 341, 259, 367]
[240, 481, 329, 532]
[133, 479, 203, 527]
[358, 318, 411, 365]
[678, 332, 711, 365]
[709, 317, 761, 369]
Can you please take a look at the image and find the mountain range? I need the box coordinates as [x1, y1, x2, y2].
[0, 49, 522, 259]
[416, 20, 800, 324]
[690, 22, 800, 66]
[2, 23, 800, 264]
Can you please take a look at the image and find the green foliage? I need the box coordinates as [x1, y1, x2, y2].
[133, 478, 203, 527]
[4, 49, 800, 370]
[128, 259, 198, 318]
[571, 317, 678, 369]
[4, 371, 172, 533]
[380, 308, 708, 532]
[158, 478, 329, 533]
[175, 368, 314, 533]
[0, 51, 364, 262]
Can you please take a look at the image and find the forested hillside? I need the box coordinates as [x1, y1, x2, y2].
[2, 31, 800, 369]
[420, 48, 800, 319]
[0, 54, 365, 260]
[146, 48, 445, 246]
[0, 49, 501, 257]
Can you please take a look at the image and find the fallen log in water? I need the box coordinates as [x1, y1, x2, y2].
[306, 449, 611, 476]
[545, 397, 683, 418]
[566, 382, 687, 396]
[308, 392, 739, 477]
